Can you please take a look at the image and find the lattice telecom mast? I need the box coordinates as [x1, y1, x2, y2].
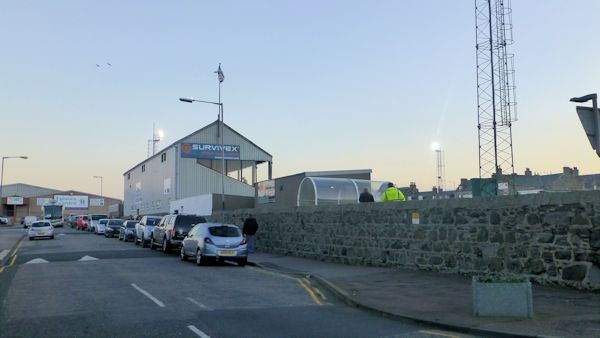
[475, 0, 517, 178]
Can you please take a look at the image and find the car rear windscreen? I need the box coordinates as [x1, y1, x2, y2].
[146, 218, 160, 226]
[209, 226, 240, 237]
[82, 216, 89, 220]
[92, 215, 108, 220]
[108, 220, 123, 226]
[175, 216, 207, 231]
[32, 222, 50, 228]
[126, 223, 136, 228]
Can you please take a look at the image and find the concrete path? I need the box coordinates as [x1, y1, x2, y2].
[248, 252, 600, 338]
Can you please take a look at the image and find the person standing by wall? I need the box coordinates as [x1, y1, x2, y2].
[381, 182, 406, 202]
[243, 214, 259, 253]
[359, 188, 375, 203]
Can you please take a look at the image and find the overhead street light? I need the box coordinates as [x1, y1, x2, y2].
[570, 93, 600, 157]
[0, 156, 29, 215]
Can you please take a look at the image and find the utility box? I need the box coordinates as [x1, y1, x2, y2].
[472, 277, 533, 318]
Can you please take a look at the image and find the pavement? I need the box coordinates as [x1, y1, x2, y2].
[248, 252, 600, 338]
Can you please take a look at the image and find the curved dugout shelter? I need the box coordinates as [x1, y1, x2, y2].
[297, 177, 391, 206]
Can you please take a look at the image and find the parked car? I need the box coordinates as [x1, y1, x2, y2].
[67, 214, 79, 228]
[88, 214, 108, 232]
[95, 219, 109, 235]
[0, 215, 9, 225]
[134, 216, 162, 247]
[150, 214, 207, 253]
[76, 215, 90, 230]
[119, 220, 138, 242]
[28, 221, 54, 240]
[22, 215, 38, 228]
[180, 223, 247, 266]
[104, 219, 124, 238]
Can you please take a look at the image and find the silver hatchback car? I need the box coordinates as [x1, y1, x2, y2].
[180, 223, 247, 266]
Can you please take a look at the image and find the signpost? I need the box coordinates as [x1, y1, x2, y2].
[570, 94, 600, 157]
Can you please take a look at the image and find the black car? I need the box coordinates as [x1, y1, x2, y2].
[118, 220, 138, 242]
[150, 214, 207, 253]
[104, 219, 124, 238]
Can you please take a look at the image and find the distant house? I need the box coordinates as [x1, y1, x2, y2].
[456, 166, 600, 197]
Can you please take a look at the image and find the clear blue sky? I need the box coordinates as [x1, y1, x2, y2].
[1, 0, 599, 198]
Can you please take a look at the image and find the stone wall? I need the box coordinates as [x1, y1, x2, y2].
[216, 191, 600, 290]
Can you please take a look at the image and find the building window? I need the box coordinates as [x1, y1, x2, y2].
[142, 165, 146, 173]
[161, 153, 166, 163]
[127, 173, 130, 180]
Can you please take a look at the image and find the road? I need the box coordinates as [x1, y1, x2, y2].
[0, 226, 475, 338]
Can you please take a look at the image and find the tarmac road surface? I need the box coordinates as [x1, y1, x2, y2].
[0, 226, 475, 338]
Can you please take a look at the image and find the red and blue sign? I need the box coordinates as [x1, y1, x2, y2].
[181, 143, 241, 160]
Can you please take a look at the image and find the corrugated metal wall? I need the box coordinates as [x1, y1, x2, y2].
[177, 123, 270, 199]
[123, 147, 177, 216]
[123, 122, 272, 217]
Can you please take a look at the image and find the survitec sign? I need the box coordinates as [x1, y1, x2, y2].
[180, 143, 240, 160]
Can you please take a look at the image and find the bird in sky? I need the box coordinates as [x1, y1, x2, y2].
[96, 64, 101, 67]
[106, 62, 112, 67]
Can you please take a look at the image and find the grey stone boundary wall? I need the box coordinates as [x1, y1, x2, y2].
[213, 191, 600, 290]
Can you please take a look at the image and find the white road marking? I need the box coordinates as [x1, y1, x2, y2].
[131, 283, 165, 307]
[186, 297, 212, 310]
[187, 325, 211, 338]
[25, 258, 49, 264]
[0, 249, 9, 261]
[78, 255, 99, 261]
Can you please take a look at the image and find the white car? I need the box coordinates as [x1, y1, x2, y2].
[0, 216, 9, 225]
[95, 219, 109, 235]
[23, 216, 38, 228]
[28, 221, 54, 240]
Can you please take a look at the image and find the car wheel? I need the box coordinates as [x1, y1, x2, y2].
[196, 250, 204, 266]
[50, 235, 54, 240]
[162, 238, 169, 254]
[134, 235, 139, 245]
[29, 237, 33, 241]
[142, 235, 148, 248]
[238, 258, 247, 267]
[180, 247, 188, 261]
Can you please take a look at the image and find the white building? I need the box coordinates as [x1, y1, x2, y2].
[123, 120, 272, 217]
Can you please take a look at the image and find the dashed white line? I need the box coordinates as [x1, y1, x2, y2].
[187, 325, 211, 338]
[131, 283, 165, 307]
[186, 297, 212, 310]
[0, 250, 9, 262]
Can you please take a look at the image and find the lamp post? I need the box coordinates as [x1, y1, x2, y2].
[178, 97, 225, 221]
[0, 156, 28, 215]
[93, 176, 103, 198]
[570, 93, 600, 157]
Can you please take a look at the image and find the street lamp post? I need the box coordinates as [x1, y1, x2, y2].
[93, 176, 103, 198]
[0, 156, 28, 215]
[178, 97, 225, 222]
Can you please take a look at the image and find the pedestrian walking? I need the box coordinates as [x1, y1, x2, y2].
[359, 188, 375, 203]
[381, 182, 406, 202]
[243, 214, 259, 253]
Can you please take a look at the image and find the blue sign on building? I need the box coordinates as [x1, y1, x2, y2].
[181, 143, 241, 160]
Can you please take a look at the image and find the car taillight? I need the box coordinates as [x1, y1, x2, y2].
[204, 237, 214, 244]
[240, 238, 247, 245]
[171, 228, 177, 236]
